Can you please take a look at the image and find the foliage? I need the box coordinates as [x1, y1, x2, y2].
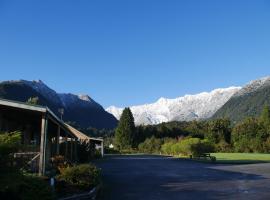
[232, 117, 263, 152]
[0, 131, 54, 199]
[50, 155, 72, 174]
[114, 107, 136, 150]
[206, 118, 231, 144]
[0, 171, 54, 200]
[138, 136, 163, 154]
[162, 138, 214, 156]
[0, 131, 21, 168]
[212, 85, 270, 123]
[26, 96, 39, 105]
[259, 104, 270, 128]
[57, 164, 101, 190]
[161, 141, 176, 155]
[77, 141, 96, 162]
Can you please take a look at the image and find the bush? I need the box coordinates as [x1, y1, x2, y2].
[50, 155, 72, 174]
[161, 138, 214, 157]
[0, 171, 54, 200]
[0, 131, 21, 170]
[190, 139, 215, 157]
[138, 136, 163, 154]
[57, 164, 101, 190]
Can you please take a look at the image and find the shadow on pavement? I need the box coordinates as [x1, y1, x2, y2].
[95, 155, 270, 200]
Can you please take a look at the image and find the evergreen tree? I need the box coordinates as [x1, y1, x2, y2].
[26, 96, 39, 105]
[206, 118, 231, 144]
[114, 107, 136, 150]
[259, 104, 270, 129]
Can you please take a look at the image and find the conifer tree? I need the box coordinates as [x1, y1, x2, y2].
[114, 107, 136, 150]
[259, 104, 270, 128]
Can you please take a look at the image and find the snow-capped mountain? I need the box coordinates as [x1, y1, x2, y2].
[0, 80, 118, 129]
[106, 87, 241, 125]
[213, 76, 270, 122]
[21, 80, 98, 108]
[233, 76, 270, 97]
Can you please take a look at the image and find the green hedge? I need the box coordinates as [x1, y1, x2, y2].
[138, 136, 163, 154]
[0, 171, 54, 200]
[161, 138, 214, 156]
[57, 164, 101, 190]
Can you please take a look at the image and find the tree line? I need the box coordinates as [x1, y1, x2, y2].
[113, 105, 270, 155]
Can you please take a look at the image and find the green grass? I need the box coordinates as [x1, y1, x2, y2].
[209, 153, 270, 164]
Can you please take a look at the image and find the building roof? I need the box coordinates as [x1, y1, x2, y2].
[0, 98, 103, 142]
[65, 123, 103, 142]
[0, 98, 47, 112]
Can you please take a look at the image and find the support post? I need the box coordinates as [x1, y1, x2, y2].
[101, 140, 104, 157]
[0, 113, 3, 131]
[56, 126, 60, 155]
[70, 138, 73, 161]
[39, 114, 48, 176]
[74, 139, 78, 162]
[65, 133, 68, 158]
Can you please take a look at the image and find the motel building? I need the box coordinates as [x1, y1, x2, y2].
[0, 98, 104, 175]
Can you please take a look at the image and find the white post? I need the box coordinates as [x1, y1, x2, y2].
[101, 141, 104, 157]
[39, 114, 48, 176]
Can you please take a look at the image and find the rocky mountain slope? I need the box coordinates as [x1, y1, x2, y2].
[107, 87, 241, 125]
[0, 80, 117, 129]
[212, 76, 270, 122]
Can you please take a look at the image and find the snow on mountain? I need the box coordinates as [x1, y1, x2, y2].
[78, 94, 92, 102]
[233, 76, 270, 97]
[106, 87, 241, 125]
[18, 80, 99, 109]
[22, 80, 63, 105]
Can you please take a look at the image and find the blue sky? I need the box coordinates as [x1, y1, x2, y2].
[0, 0, 270, 108]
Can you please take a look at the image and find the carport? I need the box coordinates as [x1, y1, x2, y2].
[0, 98, 104, 175]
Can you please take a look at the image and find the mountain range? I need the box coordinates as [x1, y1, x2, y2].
[106, 87, 241, 125]
[212, 76, 270, 122]
[1, 76, 270, 129]
[0, 80, 118, 129]
[107, 76, 270, 125]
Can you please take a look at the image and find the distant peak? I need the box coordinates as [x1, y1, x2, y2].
[157, 97, 167, 102]
[249, 76, 270, 85]
[33, 79, 44, 84]
[234, 76, 270, 97]
[78, 94, 92, 102]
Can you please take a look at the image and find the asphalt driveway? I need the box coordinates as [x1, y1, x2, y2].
[95, 155, 270, 200]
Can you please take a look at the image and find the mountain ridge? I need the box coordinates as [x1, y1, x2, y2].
[212, 76, 270, 122]
[0, 80, 117, 129]
[107, 86, 241, 125]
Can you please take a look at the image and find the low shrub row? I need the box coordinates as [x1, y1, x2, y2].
[0, 131, 102, 200]
[57, 164, 101, 191]
[161, 138, 214, 157]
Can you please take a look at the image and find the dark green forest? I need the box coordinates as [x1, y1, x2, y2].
[110, 105, 270, 155]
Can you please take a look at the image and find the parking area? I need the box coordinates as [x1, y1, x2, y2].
[95, 155, 270, 200]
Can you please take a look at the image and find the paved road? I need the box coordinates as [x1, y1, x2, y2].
[95, 155, 270, 200]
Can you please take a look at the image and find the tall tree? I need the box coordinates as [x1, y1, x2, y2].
[206, 118, 231, 144]
[26, 96, 39, 105]
[259, 104, 270, 129]
[114, 107, 136, 150]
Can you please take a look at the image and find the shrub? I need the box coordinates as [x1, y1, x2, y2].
[161, 141, 176, 155]
[50, 155, 72, 174]
[161, 138, 214, 157]
[177, 138, 201, 156]
[190, 139, 215, 156]
[0, 171, 54, 200]
[57, 164, 101, 190]
[0, 131, 21, 169]
[77, 141, 95, 162]
[138, 136, 163, 154]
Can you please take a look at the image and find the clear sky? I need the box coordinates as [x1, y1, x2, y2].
[0, 0, 270, 108]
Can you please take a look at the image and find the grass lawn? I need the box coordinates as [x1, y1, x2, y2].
[209, 153, 270, 164]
